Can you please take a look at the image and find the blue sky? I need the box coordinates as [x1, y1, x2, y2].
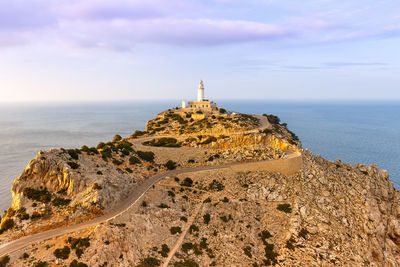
[0, 0, 399, 102]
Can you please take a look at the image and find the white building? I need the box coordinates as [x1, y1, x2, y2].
[181, 80, 218, 112]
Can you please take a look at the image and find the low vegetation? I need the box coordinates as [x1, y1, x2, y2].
[259, 230, 278, 265]
[67, 161, 80, 169]
[52, 197, 71, 207]
[159, 244, 170, 257]
[143, 137, 181, 147]
[263, 114, 280, 124]
[165, 160, 177, 170]
[181, 177, 193, 187]
[137, 151, 155, 162]
[23, 187, 52, 203]
[277, 203, 292, 213]
[69, 260, 88, 267]
[129, 156, 141, 165]
[170, 226, 182, 235]
[137, 257, 160, 267]
[53, 246, 71, 259]
[0, 255, 10, 267]
[173, 259, 199, 267]
[243, 246, 252, 258]
[0, 218, 14, 234]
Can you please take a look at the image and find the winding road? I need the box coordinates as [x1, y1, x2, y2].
[0, 114, 301, 258]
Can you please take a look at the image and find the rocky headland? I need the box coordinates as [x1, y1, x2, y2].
[0, 109, 399, 267]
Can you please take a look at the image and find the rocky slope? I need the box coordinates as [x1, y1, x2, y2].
[1, 111, 399, 267]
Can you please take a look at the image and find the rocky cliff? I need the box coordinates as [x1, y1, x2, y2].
[1, 111, 399, 267]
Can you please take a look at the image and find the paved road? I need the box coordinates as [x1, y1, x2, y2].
[0, 114, 277, 257]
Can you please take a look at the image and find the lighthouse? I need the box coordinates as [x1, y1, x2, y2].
[180, 81, 218, 113]
[197, 80, 204, 101]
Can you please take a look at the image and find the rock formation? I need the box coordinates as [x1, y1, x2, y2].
[0, 111, 399, 267]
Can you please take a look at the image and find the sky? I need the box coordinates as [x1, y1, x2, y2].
[0, 0, 399, 102]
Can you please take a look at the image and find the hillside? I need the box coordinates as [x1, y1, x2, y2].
[0, 110, 399, 267]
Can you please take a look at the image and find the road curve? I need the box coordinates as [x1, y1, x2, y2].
[0, 114, 283, 257]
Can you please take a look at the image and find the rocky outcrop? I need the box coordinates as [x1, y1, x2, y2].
[2, 111, 399, 267]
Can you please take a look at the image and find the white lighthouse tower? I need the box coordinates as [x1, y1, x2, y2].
[197, 80, 204, 101]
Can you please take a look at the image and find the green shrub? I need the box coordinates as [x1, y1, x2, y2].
[159, 244, 170, 257]
[170, 226, 182, 235]
[286, 238, 295, 250]
[101, 147, 113, 160]
[143, 138, 181, 147]
[243, 246, 252, 258]
[208, 180, 224, 191]
[129, 156, 141, 164]
[137, 151, 155, 162]
[34, 261, 48, 267]
[112, 158, 123, 165]
[18, 212, 29, 220]
[222, 197, 229, 203]
[141, 201, 147, 208]
[67, 161, 79, 169]
[259, 230, 272, 242]
[219, 108, 226, 114]
[277, 203, 292, 213]
[22, 252, 29, 259]
[165, 160, 177, 170]
[173, 259, 199, 267]
[189, 224, 199, 234]
[0, 255, 10, 267]
[168, 191, 175, 197]
[69, 260, 88, 267]
[81, 146, 99, 155]
[137, 257, 160, 267]
[116, 141, 134, 151]
[298, 228, 309, 239]
[113, 134, 122, 142]
[203, 213, 211, 224]
[31, 212, 41, 219]
[125, 167, 133, 173]
[180, 177, 193, 187]
[67, 149, 80, 160]
[96, 142, 106, 149]
[53, 246, 71, 259]
[180, 216, 187, 222]
[158, 203, 170, 209]
[263, 114, 280, 124]
[67, 237, 90, 250]
[75, 248, 83, 258]
[131, 130, 146, 138]
[181, 242, 194, 253]
[220, 215, 232, 223]
[52, 197, 71, 207]
[203, 197, 211, 203]
[258, 230, 278, 265]
[97, 170, 103, 175]
[200, 238, 208, 249]
[23, 187, 52, 203]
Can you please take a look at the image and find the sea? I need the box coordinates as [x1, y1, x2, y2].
[0, 100, 399, 212]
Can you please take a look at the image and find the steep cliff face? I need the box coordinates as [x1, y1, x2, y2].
[193, 133, 298, 152]
[1, 145, 153, 241]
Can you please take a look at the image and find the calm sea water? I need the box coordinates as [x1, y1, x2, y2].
[0, 101, 399, 212]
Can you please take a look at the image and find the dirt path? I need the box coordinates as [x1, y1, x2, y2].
[161, 194, 209, 267]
